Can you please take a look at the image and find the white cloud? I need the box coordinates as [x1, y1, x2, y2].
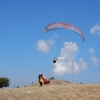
[90, 23, 100, 36]
[79, 58, 87, 70]
[36, 34, 58, 53]
[36, 40, 49, 53]
[54, 33, 59, 38]
[89, 48, 94, 55]
[36, 38, 56, 53]
[92, 57, 99, 67]
[53, 42, 87, 76]
[47, 39, 55, 45]
[89, 48, 99, 66]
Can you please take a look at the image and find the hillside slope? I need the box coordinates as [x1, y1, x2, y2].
[0, 80, 100, 100]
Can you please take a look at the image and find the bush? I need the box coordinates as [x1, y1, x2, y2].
[0, 77, 10, 88]
[49, 77, 55, 80]
[65, 81, 70, 83]
[80, 82, 83, 84]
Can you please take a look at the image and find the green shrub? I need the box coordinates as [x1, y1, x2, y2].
[49, 77, 55, 80]
[0, 77, 10, 88]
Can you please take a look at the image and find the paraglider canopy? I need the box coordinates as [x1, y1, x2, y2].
[44, 22, 84, 42]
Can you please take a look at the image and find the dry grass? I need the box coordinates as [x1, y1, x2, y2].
[0, 80, 100, 100]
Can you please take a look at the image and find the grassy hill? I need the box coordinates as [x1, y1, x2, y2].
[0, 80, 100, 100]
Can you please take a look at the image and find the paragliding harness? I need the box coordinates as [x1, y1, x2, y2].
[53, 60, 56, 63]
[38, 74, 50, 86]
[53, 58, 58, 63]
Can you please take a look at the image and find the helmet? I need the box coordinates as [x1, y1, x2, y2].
[39, 73, 42, 75]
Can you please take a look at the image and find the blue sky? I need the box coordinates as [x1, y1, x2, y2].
[0, 0, 100, 88]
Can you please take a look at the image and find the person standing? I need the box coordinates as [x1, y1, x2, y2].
[38, 73, 43, 86]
